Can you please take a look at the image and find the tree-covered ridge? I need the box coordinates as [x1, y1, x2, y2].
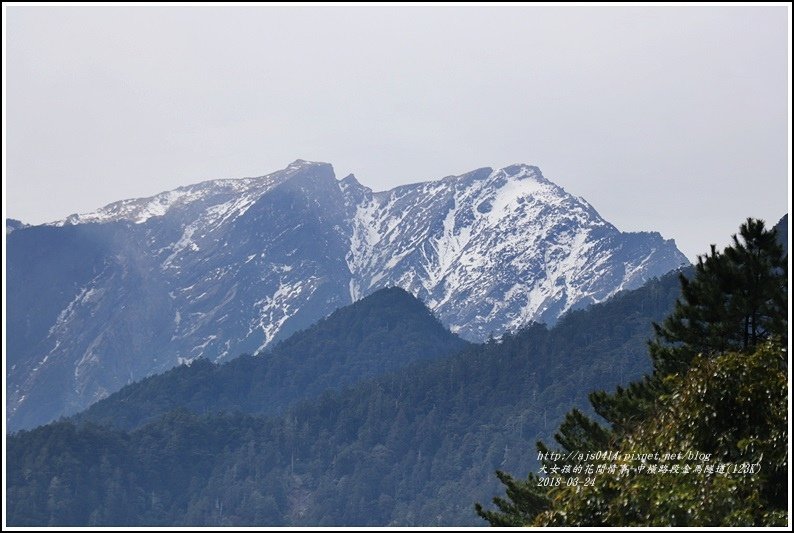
[72, 287, 469, 430]
[477, 217, 788, 527]
[7, 266, 686, 526]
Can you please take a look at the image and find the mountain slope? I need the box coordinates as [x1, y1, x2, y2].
[7, 160, 688, 431]
[7, 161, 355, 432]
[74, 288, 468, 430]
[774, 214, 788, 254]
[7, 268, 687, 526]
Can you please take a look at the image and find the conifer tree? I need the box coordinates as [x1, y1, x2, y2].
[476, 217, 788, 526]
[651, 218, 786, 375]
[474, 471, 550, 526]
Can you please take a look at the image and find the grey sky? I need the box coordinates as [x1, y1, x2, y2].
[5, 5, 790, 261]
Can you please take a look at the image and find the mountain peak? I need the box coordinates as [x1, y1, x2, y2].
[279, 160, 336, 184]
[345, 161, 688, 337]
[437, 164, 547, 191]
[340, 173, 362, 187]
[355, 286, 426, 310]
[286, 159, 332, 171]
[502, 163, 544, 179]
[6, 218, 28, 234]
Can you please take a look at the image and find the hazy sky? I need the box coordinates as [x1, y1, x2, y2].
[5, 5, 790, 260]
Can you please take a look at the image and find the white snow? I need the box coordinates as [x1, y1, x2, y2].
[163, 222, 201, 267]
[485, 169, 546, 225]
[425, 195, 473, 287]
[250, 278, 316, 353]
[191, 335, 218, 356]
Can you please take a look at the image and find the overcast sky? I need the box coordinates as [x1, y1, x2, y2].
[4, 5, 790, 260]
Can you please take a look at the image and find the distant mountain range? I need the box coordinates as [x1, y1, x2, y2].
[6, 160, 689, 431]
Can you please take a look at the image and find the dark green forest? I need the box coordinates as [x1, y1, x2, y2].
[8, 265, 685, 525]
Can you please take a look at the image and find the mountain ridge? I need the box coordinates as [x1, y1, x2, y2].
[7, 160, 689, 431]
[71, 287, 469, 430]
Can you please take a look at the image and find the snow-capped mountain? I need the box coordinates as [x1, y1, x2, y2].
[344, 164, 686, 338]
[7, 160, 688, 431]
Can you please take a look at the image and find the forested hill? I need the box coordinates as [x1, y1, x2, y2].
[8, 268, 686, 526]
[73, 287, 469, 430]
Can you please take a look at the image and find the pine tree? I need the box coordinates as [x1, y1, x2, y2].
[476, 217, 788, 526]
[651, 218, 786, 375]
[474, 471, 550, 526]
